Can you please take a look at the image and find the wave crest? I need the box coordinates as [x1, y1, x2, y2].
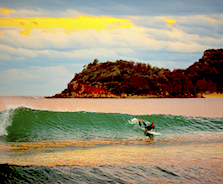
[0, 107, 15, 136]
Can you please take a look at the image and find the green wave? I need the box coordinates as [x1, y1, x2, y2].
[1, 107, 222, 142]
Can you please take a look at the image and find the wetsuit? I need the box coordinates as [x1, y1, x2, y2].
[145, 123, 155, 131]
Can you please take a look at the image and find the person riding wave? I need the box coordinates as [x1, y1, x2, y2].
[138, 119, 155, 131]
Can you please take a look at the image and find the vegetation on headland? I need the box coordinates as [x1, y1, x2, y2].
[49, 49, 223, 98]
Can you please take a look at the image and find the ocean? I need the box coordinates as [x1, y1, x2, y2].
[0, 96, 223, 183]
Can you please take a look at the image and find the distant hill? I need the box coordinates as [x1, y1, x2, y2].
[50, 49, 223, 98]
[185, 49, 223, 93]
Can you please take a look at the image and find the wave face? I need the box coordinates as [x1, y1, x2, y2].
[1, 106, 223, 183]
[1, 107, 222, 143]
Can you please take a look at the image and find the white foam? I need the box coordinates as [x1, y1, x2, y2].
[128, 118, 151, 126]
[128, 118, 139, 125]
[0, 107, 15, 136]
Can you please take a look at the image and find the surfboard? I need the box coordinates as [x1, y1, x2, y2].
[146, 130, 161, 136]
[140, 127, 161, 136]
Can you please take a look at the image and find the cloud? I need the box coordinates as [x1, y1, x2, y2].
[0, 7, 223, 96]
[146, 60, 192, 70]
[0, 15, 133, 36]
[1, 8, 13, 14]
[0, 20, 217, 66]
[0, 66, 73, 95]
[162, 18, 176, 24]
[207, 18, 216, 22]
[1, 0, 223, 16]
[170, 14, 223, 38]
[130, 14, 223, 38]
[0, 44, 38, 58]
[0, 66, 67, 83]
[162, 18, 176, 28]
[1, 8, 222, 53]
[0, 7, 80, 18]
[0, 44, 52, 62]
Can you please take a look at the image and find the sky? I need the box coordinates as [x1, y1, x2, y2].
[0, 0, 223, 96]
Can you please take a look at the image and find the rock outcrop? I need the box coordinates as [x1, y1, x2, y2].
[49, 49, 223, 98]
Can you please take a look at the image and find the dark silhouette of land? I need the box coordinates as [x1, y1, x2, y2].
[49, 49, 223, 98]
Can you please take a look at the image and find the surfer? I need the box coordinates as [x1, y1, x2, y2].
[138, 119, 160, 138]
[145, 122, 155, 131]
[138, 119, 155, 131]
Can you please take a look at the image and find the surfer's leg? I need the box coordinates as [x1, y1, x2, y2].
[139, 121, 142, 126]
[143, 122, 146, 127]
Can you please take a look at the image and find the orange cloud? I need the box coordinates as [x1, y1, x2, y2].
[0, 16, 133, 36]
[0, 30, 2, 37]
[207, 18, 216, 22]
[1, 8, 13, 14]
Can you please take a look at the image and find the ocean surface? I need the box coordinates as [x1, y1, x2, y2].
[0, 96, 223, 183]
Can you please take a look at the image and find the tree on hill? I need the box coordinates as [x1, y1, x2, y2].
[185, 49, 223, 92]
[52, 49, 223, 98]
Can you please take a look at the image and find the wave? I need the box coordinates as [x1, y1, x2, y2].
[0, 106, 222, 143]
[0, 107, 14, 137]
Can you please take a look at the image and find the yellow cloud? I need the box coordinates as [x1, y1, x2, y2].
[1, 8, 13, 14]
[0, 30, 2, 37]
[207, 18, 216, 22]
[162, 18, 176, 24]
[0, 16, 133, 36]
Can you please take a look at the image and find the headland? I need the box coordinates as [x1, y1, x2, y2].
[47, 49, 223, 98]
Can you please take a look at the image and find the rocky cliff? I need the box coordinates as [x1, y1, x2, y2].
[49, 49, 223, 98]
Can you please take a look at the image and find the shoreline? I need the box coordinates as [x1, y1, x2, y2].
[1, 92, 223, 99]
[47, 92, 223, 99]
[198, 92, 223, 98]
[1, 96, 223, 117]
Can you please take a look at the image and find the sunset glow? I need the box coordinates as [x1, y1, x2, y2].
[0, 16, 133, 36]
[1, 8, 13, 14]
[0, 0, 222, 96]
[0, 1, 223, 183]
[162, 18, 176, 24]
[208, 18, 216, 22]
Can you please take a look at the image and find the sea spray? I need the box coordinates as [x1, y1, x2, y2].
[0, 107, 15, 136]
